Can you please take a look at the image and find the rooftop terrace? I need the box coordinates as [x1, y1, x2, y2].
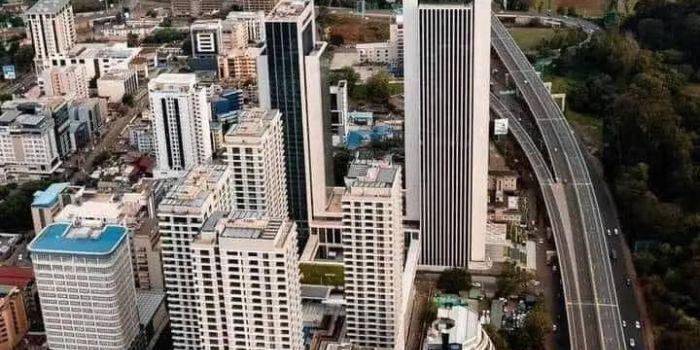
[27, 0, 70, 14]
[268, 0, 309, 20]
[29, 221, 128, 256]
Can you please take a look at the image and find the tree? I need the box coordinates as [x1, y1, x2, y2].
[160, 17, 172, 27]
[437, 268, 471, 294]
[497, 262, 534, 297]
[126, 33, 139, 48]
[484, 325, 510, 350]
[332, 148, 353, 185]
[363, 71, 392, 105]
[637, 18, 665, 50]
[520, 304, 553, 349]
[146, 9, 157, 18]
[122, 94, 134, 107]
[329, 66, 360, 97]
[329, 34, 345, 46]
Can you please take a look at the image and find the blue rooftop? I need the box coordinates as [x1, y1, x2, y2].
[29, 222, 128, 256]
[31, 182, 69, 208]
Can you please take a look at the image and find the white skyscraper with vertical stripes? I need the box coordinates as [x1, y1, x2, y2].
[404, 0, 491, 268]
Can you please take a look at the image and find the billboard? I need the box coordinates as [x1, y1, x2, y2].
[2, 65, 15, 80]
[494, 118, 509, 135]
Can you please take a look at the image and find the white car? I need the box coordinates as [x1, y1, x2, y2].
[607, 229, 611, 236]
[635, 321, 641, 329]
[630, 338, 636, 347]
[614, 228, 619, 235]
[622, 320, 627, 328]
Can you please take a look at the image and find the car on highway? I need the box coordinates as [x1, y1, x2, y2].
[630, 338, 636, 347]
[635, 321, 641, 329]
[614, 228, 619, 235]
[626, 278, 632, 286]
[622, 320, 627, 328]
[607, 229, 611, 236]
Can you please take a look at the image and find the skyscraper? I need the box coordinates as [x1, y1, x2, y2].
[404, 0, 491, 268]
[157, 165, 233, 349]
[342, 160, 406, 349]
[149, 74, 213, 178]
[25, 0, 76, 71]
[191, 211, 303, 349]
[258, 0, 331, 229]
[28, 221, 140, 350]
[222, 108, 288, 218]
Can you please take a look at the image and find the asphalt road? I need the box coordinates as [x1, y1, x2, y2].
[491, 16, 628, 350]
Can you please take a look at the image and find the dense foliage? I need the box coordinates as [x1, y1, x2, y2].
[0, 180, 54, 232]
[551, 1, 700, 346]
[436, 268, 472, 294]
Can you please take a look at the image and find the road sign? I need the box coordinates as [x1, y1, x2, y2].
[2, 65, 15, 80]
[494, 118, 509, 135]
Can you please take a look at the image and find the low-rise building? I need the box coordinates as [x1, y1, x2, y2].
[356, 42, 395, 66]
[0, 285, 29, 350]
[488, 170, 518, 192]
[424, 305, 494, 350]
[97, 69, 139, 103]
[39, 65, 88, 99]
[225, 46, 262, 83]
[129, 121, 155, 154]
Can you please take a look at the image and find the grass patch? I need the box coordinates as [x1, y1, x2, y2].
[682, 83, 700, 98]
[508, 27, 557, 51]
[566, 109, 603, 146]
[388, 82, 403, 95]
[300, 263, 344, 286]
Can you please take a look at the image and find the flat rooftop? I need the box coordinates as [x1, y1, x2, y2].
[159, 165, 229, 210]
[27, 0, 69, 14]
[99, 69, 135, 81]
[224, 109, 278, 139]
[345, 161, 398, 188]
[70, 43, 140, 60]
[31, 182, 70, 208]
[268, 0, 309, 20]
[219, 211, 284, 240]
[149, 73, 197, 89]
[29, 222, 128, 256]
[191, 19, 221, 30]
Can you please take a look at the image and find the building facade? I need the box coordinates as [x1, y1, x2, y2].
[329, 80, 349, 146]
[0, 287, 29, 350]
[342, 161, 406, 349]
[241, 0, 278, 13]
[148, 74, 213, 178]
[225, 11, 265, 44]
[190, 20, 223, 58]
[157, 165, 233, 349]
[191, 211, 303, 349]
[39, 65, 89, 99]
[258, 0, 331, 227]
[28, 221, 140, 350]
[25, 0, 76, 71]
[96, 69, 139, 103]
[0, 108, 61, 179]
[222, 108, 288, 218]
[404, 0, 491, 268]
[389, 14, 404, 75]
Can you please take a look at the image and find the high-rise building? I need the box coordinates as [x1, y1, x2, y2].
[39, 65, 88, 99]
[28, 221, 140, 350]
[0, 107, 61, 180]
[190, 20, 223, 58]
[222, 108, 288, 218]
[191, 211, 303, 349]
[258, 0, 332, 228]
[242, 0, 278, 13]
[342, 160, 406, 349]
[157, 165, 233, 350]
[225, 11, 265, 44]
[172, 0, 222, 16]
[404, 0, 491, 268]
[329, 80, 349, 146]
[389, 14, 404, 76]
[149, 74, 213, 178]
[25, 0, 76, 71]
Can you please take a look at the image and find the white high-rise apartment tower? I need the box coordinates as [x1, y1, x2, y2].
[157, 165, 233, 349]
[222, 108, 288, 218]
[28, 221, 139, 350]
[149, 74, 213, 178]
[25, 0, 76, 71]
[342, 160, 406, 349]
[404, 0, 491, 268]
[191, 211, 303, 349]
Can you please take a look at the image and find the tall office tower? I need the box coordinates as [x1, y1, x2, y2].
[342, 161, 406, 349]
[191, 211, 303, 349]
[157, 165, 233, 350]
[149, 74, 213, 178]
[242, 0, 278, 13]
[190, 20, 223, 58]
[222, 108, 288, 218]
[404, 0, 491, 268]
[172, 0, 222, 16]
[28, 221, 139, 350]
[258, 0, 331, 228]
[25, 0, 76, 71]
[389, 14, 404, 76]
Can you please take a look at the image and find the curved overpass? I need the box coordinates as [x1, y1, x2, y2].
[491, 16, 626, 350]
